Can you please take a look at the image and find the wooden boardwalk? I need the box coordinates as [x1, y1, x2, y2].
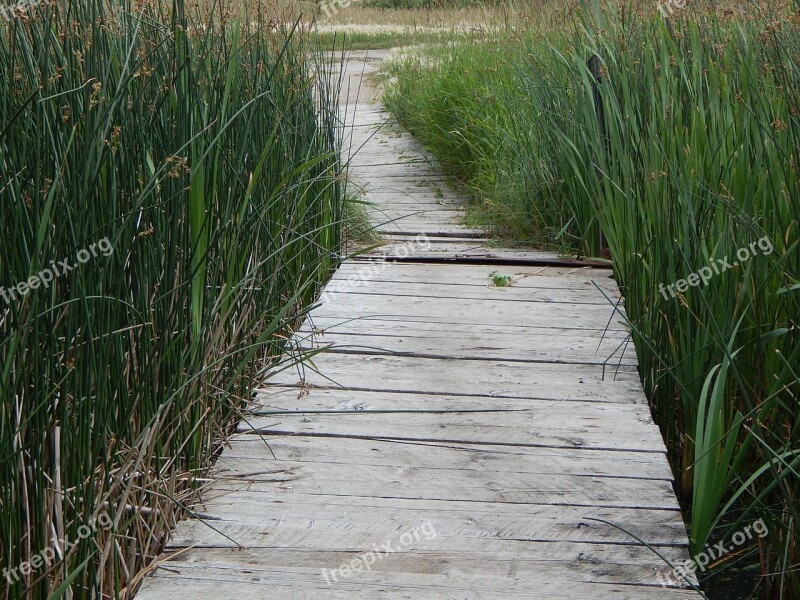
[136, 50, 699, 599]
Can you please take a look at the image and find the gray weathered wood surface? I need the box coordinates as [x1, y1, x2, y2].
[135, 49, 698, 599]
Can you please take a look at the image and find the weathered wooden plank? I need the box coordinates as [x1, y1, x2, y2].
[358, 189, 462, 198]
[137, 569, 698, 600]
[358, 172, 451, 182]
[210, 455, 678, 507]
[354, 166, 446, 177]
[348, 145, 433, 157]
[237, 394, 662, 451]
[333, 261, 620, 289]
[365, 209, 466, 221]
[298, 317, 629, 347]
[235, 414, 658, 451]
[373, 224, 484, 236]
[321, 279, 618, 305]
[219, 434, 674, 480]
[348, 140, 426, 156]
[358, 193, 464, 205]
[361, 245, 568, 263]
[295, 329, 636, 366]
[167, 494, 686, 547]
[312, 290, 625, 330]
[364, 211, 467, 223]
[308, 297, 628, 332]
[365, 214, 467, 227]
[350, 158, 432, 166]
[266, 354, 642, 402]
[135, 544, 695, 596]
[357, 193, 463, 203]
[361, 182, 461, 194]
[358, 235, 480, 244]
[371, 230, 483, 239]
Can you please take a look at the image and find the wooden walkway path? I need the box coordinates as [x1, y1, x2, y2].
[136, 50, 699, 599]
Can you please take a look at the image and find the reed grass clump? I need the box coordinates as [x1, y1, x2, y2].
[0, 0, 344, 597]
[386, 2, 799, 596]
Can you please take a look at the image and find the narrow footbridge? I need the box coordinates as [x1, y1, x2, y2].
[135, 50, 700, 599]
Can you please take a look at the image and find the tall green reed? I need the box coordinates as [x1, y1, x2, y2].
[0, 0, 344, 597]
[559, 9, 798, 588]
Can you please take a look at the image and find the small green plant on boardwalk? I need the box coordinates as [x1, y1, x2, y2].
[385, 2, 800, 597]
[0, 0, 344, 597]
[489, 272, 513, 287]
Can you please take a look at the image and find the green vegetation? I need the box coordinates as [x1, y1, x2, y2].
[309, 0, 539, 52]
[0, 0, 344, 597]
[489, 272, 513, 287]
[314, 27, 469, 50]
[382, 32, 575, 246]
[386, 3, 800, 597]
